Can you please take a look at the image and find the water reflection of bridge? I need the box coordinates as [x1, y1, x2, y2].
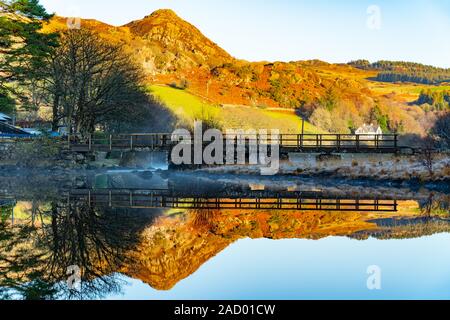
[69, 189, 398, 212]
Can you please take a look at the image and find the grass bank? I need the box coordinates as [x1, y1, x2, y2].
[148, 85, 324, 133]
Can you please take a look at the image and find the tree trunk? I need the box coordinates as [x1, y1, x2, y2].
[52, 94, 60, 132]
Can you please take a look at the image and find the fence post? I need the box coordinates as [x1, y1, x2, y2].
[88, 134, 92, 152]
[109, 134, 112, 151]
[394, 134, 398, 150]
[130, 135, 134, 151]
[356, 135, 360, 151]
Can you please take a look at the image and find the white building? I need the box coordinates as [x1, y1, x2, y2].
[355, 124, 383, 140]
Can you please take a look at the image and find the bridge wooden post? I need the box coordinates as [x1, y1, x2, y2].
[161, 134, 166, 148]
[109, 134, 112, 151]
[88, 134, 92, 152]
[394, 134, 398, 150]
[130, 135, 134, 151]
[356, 135, 360, 151]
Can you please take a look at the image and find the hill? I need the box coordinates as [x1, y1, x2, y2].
[149, 85, 324, 134]
[349, 60, 450, 85]
[42, 9, 447, 136]
[124, 9, 233, 72]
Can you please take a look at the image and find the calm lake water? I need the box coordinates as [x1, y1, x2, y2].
[108, 235, 450, 300]
[0, 171, 449, 300]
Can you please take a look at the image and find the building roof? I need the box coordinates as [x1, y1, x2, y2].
[0, 122, 30, 135]
[22, 128, 42, 136]
[0, 112, 12, 122]
[356, 124, 382, 134]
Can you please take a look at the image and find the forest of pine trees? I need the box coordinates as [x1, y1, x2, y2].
[416, 89, 450, 111]
[348, 60, 450, 85]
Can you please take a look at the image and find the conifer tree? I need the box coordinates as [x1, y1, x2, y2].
[0, 0, 58, 112]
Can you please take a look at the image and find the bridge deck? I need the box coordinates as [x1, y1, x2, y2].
[68, 133, 399, 154]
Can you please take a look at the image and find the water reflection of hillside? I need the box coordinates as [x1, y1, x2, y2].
[351, 217, 450, 240]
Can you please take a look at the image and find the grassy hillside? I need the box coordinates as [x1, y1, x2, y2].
[368, 82, 450, 101]
[148, 85, 324, 134]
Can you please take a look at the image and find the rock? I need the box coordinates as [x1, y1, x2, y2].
[108, 150, 123, 159]
[95, 151, 108, 161]
[317, 154, 342, 162]
[75, 154, 85, 161]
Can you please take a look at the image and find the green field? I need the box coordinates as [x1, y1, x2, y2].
[1, 202, 52, 224]
[148, 85, 324, 134]
[369, 82, 450, 97]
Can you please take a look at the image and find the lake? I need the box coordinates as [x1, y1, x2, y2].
[0, 170, 449, 300]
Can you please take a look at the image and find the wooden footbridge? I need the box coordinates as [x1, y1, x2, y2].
[68, 189, 398, 212]
[68, 133, 399, 154]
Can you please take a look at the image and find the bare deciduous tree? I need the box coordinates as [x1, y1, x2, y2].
[40, 29, 149, 135]
[431, 112, 450, 149]
[420, 136, 436, 177]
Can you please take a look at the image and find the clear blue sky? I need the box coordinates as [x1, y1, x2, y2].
[40, 0, 450, 68]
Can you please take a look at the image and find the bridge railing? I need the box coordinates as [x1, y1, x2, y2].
[68, 133, 173, 151]
[277, 134, 398, 151]
[68, 189, 398, 212]
[68, 133, 398, 152]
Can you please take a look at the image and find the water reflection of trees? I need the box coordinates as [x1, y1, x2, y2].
[0, 200, 158, 300]
[420, 194, 450, 217]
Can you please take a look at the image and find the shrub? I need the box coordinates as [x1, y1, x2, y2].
[179, 79, 190, 90]
[4, 137, 61, 166]
[193, 105, 223, 131]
